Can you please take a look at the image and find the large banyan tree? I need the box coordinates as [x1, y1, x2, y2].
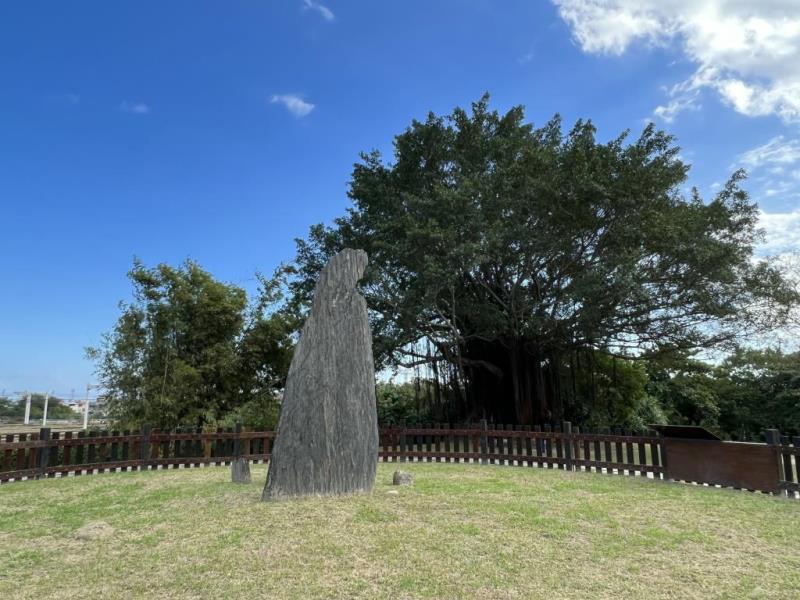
[290, 96, 795, 425]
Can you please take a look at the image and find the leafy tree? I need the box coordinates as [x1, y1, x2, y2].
[290, 95, 796, 425]
[217, 392, 282, 431]
[570, 353, 661, 429]
[0, 396, 13, 418]
[646, 361, 721, 431]
[376, 380, 435, 425]
[0, 394, 77, 420]
[714, 348, 800, 438]
[87, 260, 295, 429]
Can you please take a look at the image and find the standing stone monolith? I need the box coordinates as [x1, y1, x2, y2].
[262, 248, 378, 500]
[231, 457, 251, 484]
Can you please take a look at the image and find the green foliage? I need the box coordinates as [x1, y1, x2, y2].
[216, 392, 282, 431]
[87, 260, 295, 430]
[0, 394, 77, 420]
[571, 353, 662, 429]
[291, 94, 796, 425]
[0, 396, 14, 419]
[375, 381, 432, 425]
[82, 95, 799, 434]
[714, 348, 800, 438]
[646, 361, 721, 431]
[642, 349, 800, 438]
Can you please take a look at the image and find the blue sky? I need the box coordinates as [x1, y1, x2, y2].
[2, 1, 799, 397]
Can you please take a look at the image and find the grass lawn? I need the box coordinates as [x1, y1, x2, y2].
[1, 463, 798, 599]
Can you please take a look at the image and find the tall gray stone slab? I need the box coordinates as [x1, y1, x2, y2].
[262, 248, 378, 500]
[231, 457, 251, 484]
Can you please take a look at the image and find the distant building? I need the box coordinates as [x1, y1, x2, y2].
[93, 395, 109, 419]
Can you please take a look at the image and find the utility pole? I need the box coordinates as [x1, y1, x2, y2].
[83, 385, 90, 430]
[82, 384, 102, 429]
[42, 391, 50, 426]
[23, 391, 31, 425]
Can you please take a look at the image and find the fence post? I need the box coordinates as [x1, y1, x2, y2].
[563, 421, 573, 471]
[234, 422, 243, 458]
[764, 428, 783, 495]
[657, 433, 670, 481]
[480, 419, 488, 466]
[140, 424, 151, 470]
[38, 427, 51, 479]
[399, 421, 407, 463]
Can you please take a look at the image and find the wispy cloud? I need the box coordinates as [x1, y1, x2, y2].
[553, 1, 800, 123]
[653, 83, 701, 123]
[302, 0, 334, 21]
[270, 94, 315, 117]
[119, 101, 150, 115]
[735, 137, 800, 252]
[738, 136, 800, 170]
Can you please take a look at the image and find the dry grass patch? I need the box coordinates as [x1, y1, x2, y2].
[0, 463, 798, 599]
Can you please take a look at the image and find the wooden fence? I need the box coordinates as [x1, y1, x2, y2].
[0, 424, 274, 482]
[1, 422, 797, 497]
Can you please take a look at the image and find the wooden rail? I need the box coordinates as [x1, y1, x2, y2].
[377, 423, 665, 476]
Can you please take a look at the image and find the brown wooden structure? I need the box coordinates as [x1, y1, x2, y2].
[650, 425, 785, 494]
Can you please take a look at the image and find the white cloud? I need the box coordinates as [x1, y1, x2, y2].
[653, 83, 701, 122]
[270, 94, 315, 117]
[302, 0, 334, 21]
[119, 101, 150, 115]
[735, 137, 800, 213]
[757, 208, 800, 254]
[737, 136, 800, 170]
[553, 1, 800, 123]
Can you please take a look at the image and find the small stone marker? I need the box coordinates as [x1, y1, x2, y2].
[231, 457, 251, 484]
[262, 248, 379, 500]
[392, 470, 413, 486]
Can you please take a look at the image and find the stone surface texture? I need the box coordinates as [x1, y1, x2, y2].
[262, 248, 379, 500]
[392, 470, 413, 486]
[231, 457, 251, 484]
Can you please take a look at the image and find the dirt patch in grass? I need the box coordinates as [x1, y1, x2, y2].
[74, 520, 114, 541]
